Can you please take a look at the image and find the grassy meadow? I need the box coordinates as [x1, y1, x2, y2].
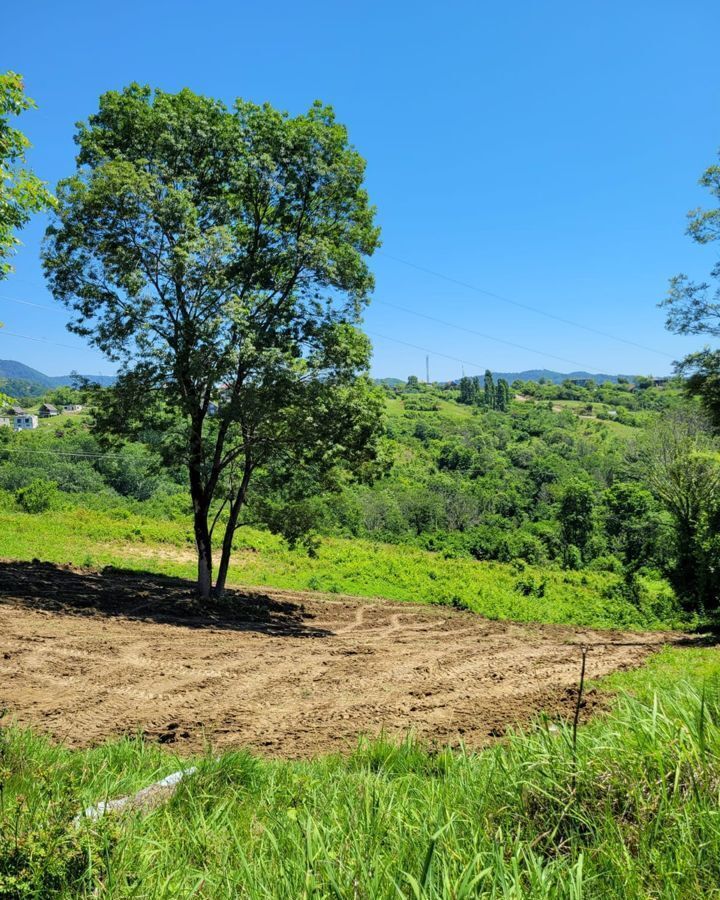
[0, 501, 681, 630]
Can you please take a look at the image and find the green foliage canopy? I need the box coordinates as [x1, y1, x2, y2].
[662, 153, 720, 427]
[42, 84, 384, 597]
[0, 72, 54, 278]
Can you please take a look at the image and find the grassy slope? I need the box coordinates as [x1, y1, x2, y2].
[2, 646, 720, 898]
[384, 395, 478, 422]
[0, 505, 678, 629]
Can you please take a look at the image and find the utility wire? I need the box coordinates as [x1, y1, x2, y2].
[378, 250, 675, 359]
[0, 298, 634, 377]
[372, 300, 607, 372]
[1, 299, 613, 377]
[1, 277, 669, 377]
[0, 329, 86, 351]
[0, 294, 65, 313]
[0, 318, 649, 381]
[365, 330, 611, 376]
[1, 246, 678, 359]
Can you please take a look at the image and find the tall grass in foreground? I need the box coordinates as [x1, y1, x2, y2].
[2, 648, 720, 898]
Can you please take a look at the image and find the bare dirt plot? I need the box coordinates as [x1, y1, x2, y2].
[0, 560, 681, 758]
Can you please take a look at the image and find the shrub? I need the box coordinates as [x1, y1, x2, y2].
[15, 479, 59, 514]
[0, 803, 97, 898]
[563, 543, 583, 570]
[402, 395, 439, 411]
[514, 575, 547, 597]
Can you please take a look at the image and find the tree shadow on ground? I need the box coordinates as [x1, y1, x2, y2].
[0, 560, 332, 637]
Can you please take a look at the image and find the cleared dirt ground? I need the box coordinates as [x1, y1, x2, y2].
[0, 561, 679, 757]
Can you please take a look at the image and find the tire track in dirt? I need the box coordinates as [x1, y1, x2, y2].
[0, 561, 689, 757]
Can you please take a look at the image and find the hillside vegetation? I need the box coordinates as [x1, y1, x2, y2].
[0, 375, 708, 628]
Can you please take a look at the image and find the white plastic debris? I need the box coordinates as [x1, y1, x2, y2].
[74, 766, 197, 825]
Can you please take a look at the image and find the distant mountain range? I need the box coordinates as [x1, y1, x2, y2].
[2, 360, 668, 400]
[488, 369, 635, 385]
[0, 359, 116, 397]
[376, 370, 658, 386]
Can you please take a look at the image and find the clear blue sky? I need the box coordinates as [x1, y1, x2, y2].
[2, 0, 719, 379]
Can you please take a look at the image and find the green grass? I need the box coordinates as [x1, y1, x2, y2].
[0, 504, 682, 629]
[384, 395, 477, 422]
[11, 408, 90, 431]
[2, 646, 720, 897]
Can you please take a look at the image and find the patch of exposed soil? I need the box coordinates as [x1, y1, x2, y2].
[0, 560, 683, 757]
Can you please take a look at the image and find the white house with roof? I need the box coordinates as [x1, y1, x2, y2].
[14, 414, 38, 431]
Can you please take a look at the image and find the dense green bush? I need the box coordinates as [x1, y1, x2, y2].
[15, 479, 59, 514]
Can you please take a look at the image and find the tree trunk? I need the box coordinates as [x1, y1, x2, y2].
[193, 506, 213, 599]
[188, 415, 213, 598]
[213, 466, 252, 599]
[213, 519, 237, 600]
[213, 499, 243, 599]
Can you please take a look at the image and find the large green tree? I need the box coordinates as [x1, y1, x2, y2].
[643, 412, 720, 610]
[603, 482, 661, 573]
[661, 152, 720, 427]
[0, 72, 53, 279]
[458, 375, 480, 405]
[558, 479, 595, 566]
[495, 378, 510, 412]
[483, 370, 495, 409]
[43, 85, 383, 598]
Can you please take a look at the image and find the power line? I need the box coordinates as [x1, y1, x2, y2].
[0, 294, 65, 313]
[0, 447, 133, 462]
[1, 281, 668, 379]
[1, 292, 611, 376]
[2, 251, 678, 374]
[0, 329, 86, 351]
[366, 330, 587, 376]
[379, 251, 675, 360]
[5, 288, 603, 373]
[373, 299, 609, 372]
[1, 243, 678, 360]
[0, 318, 635, 383]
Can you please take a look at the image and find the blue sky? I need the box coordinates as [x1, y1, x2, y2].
[2, 0, 719, 379]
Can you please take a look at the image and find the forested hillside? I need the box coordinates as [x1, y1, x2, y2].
[0, 359, 116, 397]
[2, 374, 718, 620]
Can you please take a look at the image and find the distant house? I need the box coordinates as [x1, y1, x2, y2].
[6, 405, 25, 416]
[652, 377, 670, 388]
[63, 404, 83, 412]
[208, 383, 237, 414]
[38, 403, 60, 418]
[0, 417, 11, 429]
[14, 414, 38, 431]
